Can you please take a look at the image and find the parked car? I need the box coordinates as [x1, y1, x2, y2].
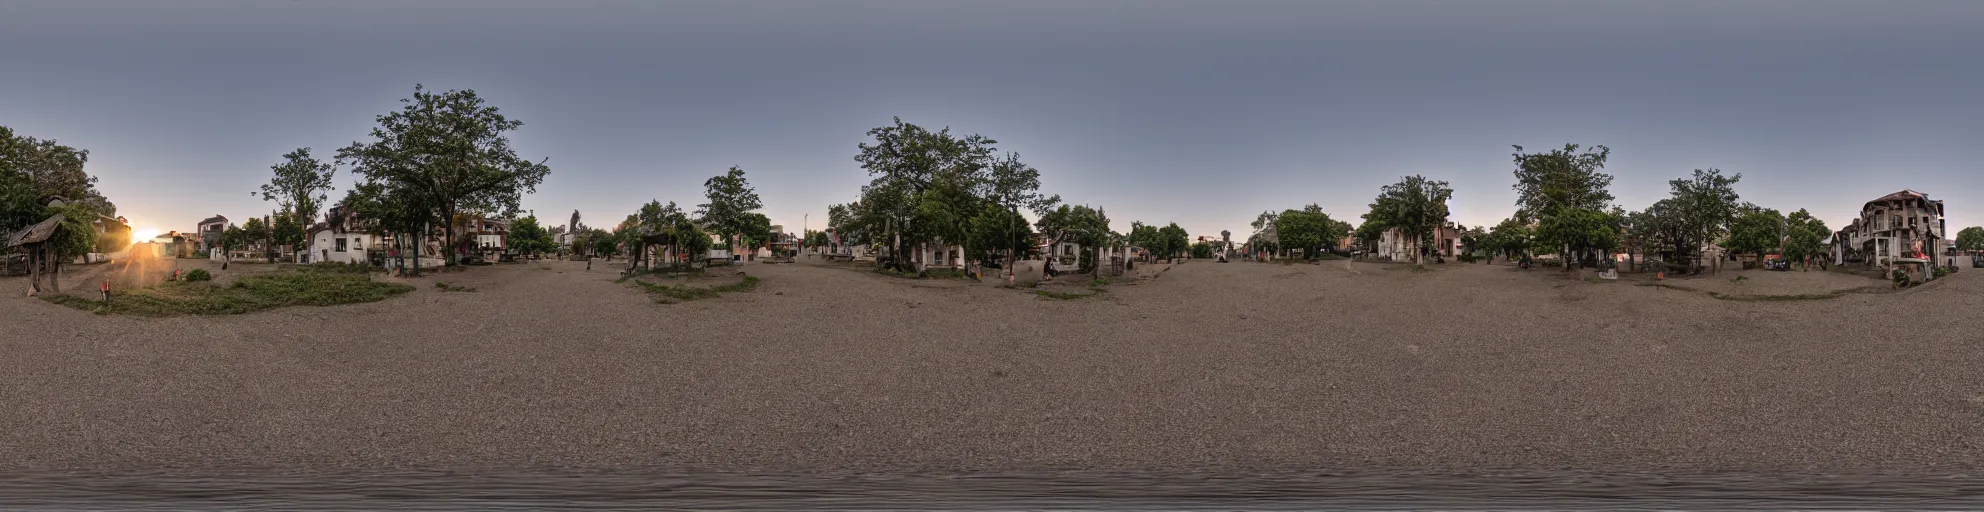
[1764, 259, 1791, 271]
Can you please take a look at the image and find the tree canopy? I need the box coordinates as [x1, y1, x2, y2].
[1782, 208, 1830, 268]
[837, 118, 1060, 272]
[1724, 204, 1785, 263]
[1275, 204, 1349, 260]
[1, 126, 117, 238]
[336, 85, 551, 266]
[698, 166, 764, 249]
[1365, 175, 1452, 264]
[1957, 226, 1984, 252]
[508, 214, 555, 257]
[259, 147, 337, 227]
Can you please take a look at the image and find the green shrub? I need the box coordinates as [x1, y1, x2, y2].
[183, 269, 212, 282]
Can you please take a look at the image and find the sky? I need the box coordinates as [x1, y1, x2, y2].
[3, 0, 1980, 242]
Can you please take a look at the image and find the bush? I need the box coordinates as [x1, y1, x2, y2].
[183, 268, 212, 282]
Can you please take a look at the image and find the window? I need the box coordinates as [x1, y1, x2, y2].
[335, 238, 348, 252]
[351, 238, 362, 251]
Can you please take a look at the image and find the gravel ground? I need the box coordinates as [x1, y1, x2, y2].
[1, 257, 1980, 475]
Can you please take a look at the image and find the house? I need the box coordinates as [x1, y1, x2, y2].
[195, 215, 228, 253]
[1375, 224, 1467, 262]
[1832, 189, 1947, 279]
[305, 206, 383, 265]
[1035, 234, 1082, 268]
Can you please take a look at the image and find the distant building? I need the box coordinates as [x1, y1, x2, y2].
[1833, 189, 1948, 279]
[196, 215, 229, 253]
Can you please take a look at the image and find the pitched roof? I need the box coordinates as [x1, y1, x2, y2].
[6, 214, 66, 248]
[199, 215, 229, 226]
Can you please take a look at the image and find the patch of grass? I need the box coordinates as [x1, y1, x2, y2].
[45, 269, 414, 316]
[434, 281, 476, 292]
[924, 268, 968, 280]
[1033, 289, 1098, 300]
[183, 268, 212, 282]
[630, 275, 759, 303]
[1314, 253, 1347, 261]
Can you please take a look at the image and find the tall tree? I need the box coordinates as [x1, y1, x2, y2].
[1366, 175, 1453, 265]
[1274, 205, 1347, 260]
[1956, 226, 1984, 252]
[508, 214, 554, 258]
[259, 147, 337, 227]
[1510, 144, 1615, 268]
[1034, 204, 1110, 275]
[698, 166, 765, 252]
[984, 152, 1058, 273]
[1665, 169, 1743, 273]
[337, 85, 552, 267]
[1725, 204, 1785, 265]
[1782, 208, 1830, 269]
[272, 212, 305, 261]
[241, 217, 270, 260]
[1486, 217, 1534, 262]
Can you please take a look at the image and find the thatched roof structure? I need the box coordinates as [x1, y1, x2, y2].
[6, 214, 65, 248]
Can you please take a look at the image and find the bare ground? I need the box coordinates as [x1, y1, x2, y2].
[1, 257, 1980, 475]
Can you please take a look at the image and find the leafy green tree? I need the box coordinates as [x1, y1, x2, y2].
[738, 212, 773, 249]
[1191, 242, 1214, 259]
[1248, 210, 1281, 256]
[241, 217, 270, 260]
[508, 214, 555, 258]
[983, 152, 1058, 271]
[1510, 144, 1614, 268]
[805, 229, 829, 248]
[969, 205, 1031, 263]
[1486, 217, 1534, 262]
[220, 224, 247, 253]
[272, 212, 305, 260]
[259, 147, 337, 226]
[1458, 226, 1488, 262]
[1782, 209, 1830, 269]
[1724, 204, 1785, 266]
[1365, 175, 1453, 264]
[1158, 223, 1190, 260]
[1535, 208, 1620, 267]
[1274, 205, 1348, 260]
[698, 166, 765, 252]
[850, 118, 1001, 271]
[337, 84, 552, 267]
[1035, 204, 1110, 275]
[1954, 226, 1984, 252]
[1664, 169, 1743, 272]
[591, 228, 620, 259]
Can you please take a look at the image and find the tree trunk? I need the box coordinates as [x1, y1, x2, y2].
[50, 254, 62, 293]
[26, 248, 41, 295]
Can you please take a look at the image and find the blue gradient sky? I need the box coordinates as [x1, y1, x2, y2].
[3, 0, 1979, 240]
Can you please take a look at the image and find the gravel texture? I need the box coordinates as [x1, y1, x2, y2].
[1, 257, 1980, 474]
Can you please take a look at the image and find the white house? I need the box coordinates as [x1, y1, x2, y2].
[307, 227, 381, 264]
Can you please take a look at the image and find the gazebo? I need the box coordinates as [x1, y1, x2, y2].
[6, 213, 67, 295]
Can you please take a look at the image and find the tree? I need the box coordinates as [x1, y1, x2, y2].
[508, 214, 555, 258]
[984, 152, 1059, 272]
[1486, 217, 1534, 262]
[1954, 226, 1984, 253]
[1458, 226, 1488, 262]
[1725, 204, 1785, 266]
[1665, 169, 1743, 273]
[1366, 175, 1452, 265]
[1158, 223, 1190, 261]
[1191, 242, 1215, 259]
[259, 147, 337, 227]
[1248, 210, 1281, 256]
[337, 84, 552, 267]
[1621, 209, 1658, 272]
[805, 229, 830, 248]
[698, 166, 765, 252]
[738, 212, 773, 249]
[1510, 144, 1614, 269]
[1534, 207, 1620, 268]
[850, 118, 1001, 271]
[240, 217, 270, 260]
[1782, 209, 1831, 269]
[220, 224, 248, 253]
[590, 228, 620, 260]
[1274, 205, 1348, 260]
[1034, 204, 1109, 275]
[569, 210, 582, 234]
[272, 212, 305, 261]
